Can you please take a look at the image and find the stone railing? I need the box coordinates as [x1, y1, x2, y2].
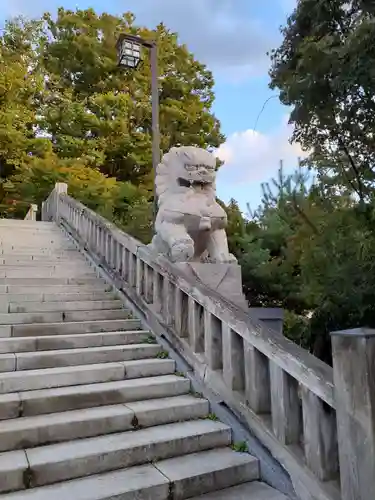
[42, 183, 375, 500]
[24, 204, 38, 221]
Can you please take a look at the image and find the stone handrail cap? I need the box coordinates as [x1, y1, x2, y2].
[331, 327, 375, 337]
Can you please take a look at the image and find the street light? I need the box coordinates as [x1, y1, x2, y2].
[116, 34, 160, 227]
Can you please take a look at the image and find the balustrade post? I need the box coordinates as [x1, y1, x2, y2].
[204, 311, 223, 370]
[54, 182, 67, 222]
[270, 363, 301, 445]
[162, 278, 174, 325]
[301, 387, 338, 481]
[152, 271, 163, 313]
[174, 288, 188, 337]
[244, 345, 271, 414]
[331, 327, 375, 500]
[188, 298, 204, 353]
[223, 325, 245, 391]
[136, 257, 143, 296]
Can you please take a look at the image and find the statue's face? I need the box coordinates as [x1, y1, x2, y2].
[177, 162, 216, 189]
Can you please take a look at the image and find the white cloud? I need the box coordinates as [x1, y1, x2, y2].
[0, 0, 277, 76]
[215, 116, 305, 186]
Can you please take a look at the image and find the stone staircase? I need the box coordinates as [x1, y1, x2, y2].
[0, 219, 288, 499]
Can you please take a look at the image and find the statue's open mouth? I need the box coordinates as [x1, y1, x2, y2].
[178, 178, 211, 187]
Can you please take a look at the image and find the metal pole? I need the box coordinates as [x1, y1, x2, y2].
[150, 42, 160, 230]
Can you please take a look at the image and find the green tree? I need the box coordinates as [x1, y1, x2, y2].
[4, 151, 118, 217]
[269, 0, 375, 201]
[239, 161, 375, 364]
[26, 7, 225, 185]
[0, 18, 49, 214]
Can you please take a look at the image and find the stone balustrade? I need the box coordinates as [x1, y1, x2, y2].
[42, 183, 375, 500]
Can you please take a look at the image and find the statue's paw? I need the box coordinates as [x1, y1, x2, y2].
[170, 239, 194, 262]
[227, 253, 237, 263]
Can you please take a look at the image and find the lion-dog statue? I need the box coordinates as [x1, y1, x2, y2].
[149, 146, 237, 263]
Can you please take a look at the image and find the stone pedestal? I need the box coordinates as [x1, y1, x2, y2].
[176, 263, 248, 310]
[248, 307, 284, 335]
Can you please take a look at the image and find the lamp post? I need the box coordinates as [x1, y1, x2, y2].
[116, 34, 160, 228]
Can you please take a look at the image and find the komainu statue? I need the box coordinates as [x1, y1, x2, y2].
[149, 146, 237, 263]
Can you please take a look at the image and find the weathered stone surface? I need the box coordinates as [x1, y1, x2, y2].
[18, 374, 188, 416]
[177, 262, 248, 309]
[24, 420, 231, 486]
[155, 447, 259, 498]
[189, 481, 289, 499]
[126, 395, 209, 428]
[0, 465, 170, 500]
[0, 404, 135, 451]
[11, 318, 140, 337]
[0, 449, 28, 493]
[331, 327, 375, 500]
[14, 344, 161, 371]
[0, 362, 126, 394]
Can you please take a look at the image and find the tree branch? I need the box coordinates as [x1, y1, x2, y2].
[291, 191, 319, 235]
[337, 136, 366, 202]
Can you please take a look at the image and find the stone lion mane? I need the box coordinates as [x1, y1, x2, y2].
[154, 146, 217, 204]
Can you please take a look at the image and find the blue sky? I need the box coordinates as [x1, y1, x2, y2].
[0, 0, 302, 214]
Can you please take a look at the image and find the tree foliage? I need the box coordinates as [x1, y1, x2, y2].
[269, 0, 375, 201]
[228, 164, 375, 364]
[0, 19, 47, 211]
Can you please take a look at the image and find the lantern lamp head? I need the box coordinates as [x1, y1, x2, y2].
[116, 34, 142, 68]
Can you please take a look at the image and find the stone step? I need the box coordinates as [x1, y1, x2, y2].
[154, 447, 259, 499]
[0, 395, 209, 452]
[0, 235, 66, 241]
[0, 239, 72, 245]
[0, 235, 63, 240]
[0, 234, 65, 238]
[0, 291, 117, 304]
[0, 359, 175, 394]
[0, 255, 86, 264]
[0, 249, 78, 256]
[0, 419, 232, 491]
[0, 270, 96, 279]
[0, 263, 94, 271]
[0, 229, 64, 234]
[0, 374, 189, 419]
[0, 261, 87, 268]
[2, 285, 113, 295]
[0, 464, 169, 500]
[190, 482, 289, 499]
[0, 343, 161, 372]
[4, 318, 140, 338]
[0, 277, 104, 286]
[0, 246, 77, 252]
[0, 220, 56, 226]
[0, 309, 131, 325]
[0, 331, 150, 353]
[0, 448, 262, 500]
[3, 299, 124, 314]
